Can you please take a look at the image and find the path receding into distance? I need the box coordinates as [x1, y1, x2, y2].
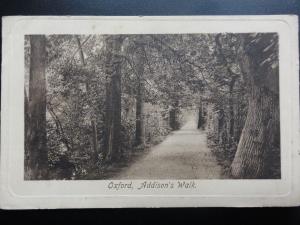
[114, 114, 224, 179]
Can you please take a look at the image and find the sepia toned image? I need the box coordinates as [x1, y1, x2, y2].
[1, 15, 299, 209]
[24, 33, 280, 180]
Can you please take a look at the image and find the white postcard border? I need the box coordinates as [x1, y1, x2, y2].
[1, 16, 299, 208]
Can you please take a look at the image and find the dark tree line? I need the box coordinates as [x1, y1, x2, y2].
[24, 33, 280, 179]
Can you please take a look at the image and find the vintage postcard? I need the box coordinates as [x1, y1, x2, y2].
[1, 16, 299, 208]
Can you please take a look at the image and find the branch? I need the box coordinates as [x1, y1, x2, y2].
[67, 35, 92, 64]
[47, 103, 71, 151]
[75, 36, 86, 66]
[149, 35, 216, 91]
[141, 45, 154, 74]
[121, 54, 161, 96]
[150, 35, 240, 96]
[215, 34, 241, 78]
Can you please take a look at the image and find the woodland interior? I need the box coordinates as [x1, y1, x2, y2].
[24, 33, 280, 180]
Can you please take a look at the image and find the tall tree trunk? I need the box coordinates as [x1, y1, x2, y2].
[135, 78, 145, 146]
[25, 35, 48, 180]
[169, 100, 179, 130]
[76, 35, 98, 162]
[231, 85, 279, 178]
[104, 36, 124, 162]
[24, 89, 30, 175]
[197, 99, 204, 129]
[91, 120, 98, 161]
[217, 108, 226, 146]
[228, 77, 236, 144]
[230, 34, 280, 178]
[135, 46, 146, 147]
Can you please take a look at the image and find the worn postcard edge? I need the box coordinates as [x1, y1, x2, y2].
[0, 15, 299, 208]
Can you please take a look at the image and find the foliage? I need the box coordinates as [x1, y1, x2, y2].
[25, 33, 280, 179]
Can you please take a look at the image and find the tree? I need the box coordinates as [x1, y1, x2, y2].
[25, 33, 280, 180]
[230, 33, 280, 178]
[146, 34, 202, 130]
[103, 35, 125, 162]
[45, 35, 107, 178]
[134, 40, 147, 147]
[75, 35, 99, 164]
[215, 33, 240, 144]
[25, 35, 48, 179]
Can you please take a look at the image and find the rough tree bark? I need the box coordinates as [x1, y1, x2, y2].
[104, 35, 124, 162]
[25, 35, 48, 180]
[230, 34, 280, 178]
[135, 45, 146, 147]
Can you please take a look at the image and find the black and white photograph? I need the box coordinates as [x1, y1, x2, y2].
[1, 16, 299, 208]
[24, 32, 280, 180]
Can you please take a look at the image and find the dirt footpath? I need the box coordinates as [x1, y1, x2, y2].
[113, 115, 224, 179]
